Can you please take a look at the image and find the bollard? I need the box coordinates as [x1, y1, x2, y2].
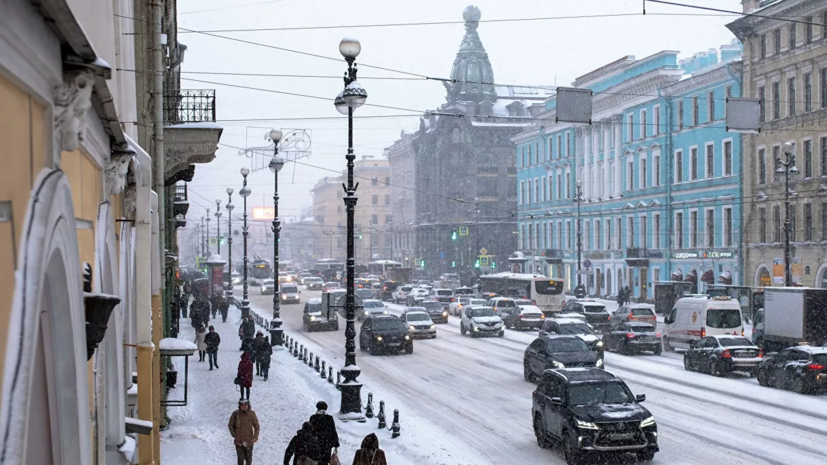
[365, 393, 375, 419]
[300, 346, 305, 361]
[377, 401, 386, 429]
[328, 366, 334, 384]
[314, 355, 320, 372]
[308, 352, 314, 367]
[336, 371, 341, 390]
[391, 410, 401, 438]
[321, 360, 327, 378]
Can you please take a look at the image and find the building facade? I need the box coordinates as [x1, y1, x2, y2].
[515, 44, 743, 299]
[728, 0, 827, 288]
[386, 131, 417, 266]
[353, 157, 392, 263]
[311, 176, 344, 261]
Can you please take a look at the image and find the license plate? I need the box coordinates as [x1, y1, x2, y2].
[388, 342, 401, 347]
[638, 337, 651, 342]
[608, 433, 634, 441]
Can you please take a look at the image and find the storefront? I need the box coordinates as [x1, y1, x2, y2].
[671, 250, 740, 293]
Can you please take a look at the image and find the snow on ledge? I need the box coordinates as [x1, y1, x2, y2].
[159, 338, 197, 355]
[119, 435, 136, 463]
[125, 417, 153, 430]
[164, 122, 223, 130]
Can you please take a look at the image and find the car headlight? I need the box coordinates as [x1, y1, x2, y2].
[596, 358, 604, 368]
[404, 335, 411, 340]
[442, 311, 448, 316]
[430, 324, 436, 329]
[376, 336, 383, 341]
[596, 340, 604, 348]
[410, 325, 416, 331]
[310, 316, 316, 321]
[383, 310, 389, 315]
[553, 361, 565, 369]
[576, 419, 599, 430]
[640, 416, 656, 428]
[364, 311, 370, 316]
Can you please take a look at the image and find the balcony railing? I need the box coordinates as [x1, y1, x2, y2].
[173, 184, 188, 202]
[626, 247, 664, 259]
[164, 89, 216, 125]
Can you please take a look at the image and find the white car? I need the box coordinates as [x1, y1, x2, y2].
[260, 279, 275, 295]
[460, 306, 504, 338]
[448, 298, 488, 316]
[393, 285, 413, 304]
[401, 310, 437, 338]
[358, 299, 389, 322]
[405, 287, 430, 306]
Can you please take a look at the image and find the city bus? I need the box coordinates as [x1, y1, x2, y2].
[368, 260, 401, 278]
[248, 259, 271, 286]
[479, 273, 566, 314]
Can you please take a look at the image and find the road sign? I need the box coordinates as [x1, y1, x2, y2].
[480, 247, 488, 255]
[439, 252, 446, 259]
[209, 237, 218, 246]
[583, 259, 592, 269]
[480, 256, 489, 266]
[459, 226, 469, 236]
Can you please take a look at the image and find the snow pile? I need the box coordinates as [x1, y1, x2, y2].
[119, 435, 136, 463]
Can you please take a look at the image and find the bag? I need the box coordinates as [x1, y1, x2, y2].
[233, 376, 240, 385]
[329, 452, 341, 465]
[296, 457, 317, 465]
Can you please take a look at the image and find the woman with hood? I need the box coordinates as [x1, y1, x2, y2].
[236, 352, 254, 401]
[283, 422, 320, 465]
[352, 433, 387, 465]
[194, 324, 208, 362]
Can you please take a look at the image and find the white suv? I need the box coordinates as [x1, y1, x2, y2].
[460, 306, 504, 338]
[449, 298, 488, 316]
[393, 285, 413, 304]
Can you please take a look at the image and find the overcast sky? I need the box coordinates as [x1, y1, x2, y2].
[177, 0, 743, 222]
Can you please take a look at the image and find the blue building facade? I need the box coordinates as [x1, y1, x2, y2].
[514, 43, 743, 299]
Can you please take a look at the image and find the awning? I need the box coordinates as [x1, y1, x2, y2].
[718, 271, 733, 285]
[701, 270, 715, 283]
[671, 269, 684, 281]
[685, 269, 698, 283]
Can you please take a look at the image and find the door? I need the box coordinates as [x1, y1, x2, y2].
[768, 350, 790, 386]
[640, 268, 649, 299]
[528, 340, 546, 377]
[545, 376, 566, 439]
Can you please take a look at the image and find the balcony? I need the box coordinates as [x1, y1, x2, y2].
[625, 247, 664, 267]
[172, 184, 190, 219]
[163, 89, 223, 185]
[543, 249, 565, 264]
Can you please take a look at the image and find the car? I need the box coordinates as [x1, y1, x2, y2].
[610, 305, 657, 329]
[757, 345, 827, 394]
[401, 310, 437, 339]
[370, 282, 384, 299]
[231, 272, 242, 285]
[448, 297, 488, 317]
[460, 306, 504, 338]
[523, 336, 602, 382]
[531, 368, 658, 464]
[603, 322, 663, 356]
[296, 272, 311, 284]
[278, 271, 294, 284]
[260, 279, 275, 295]
[405, 288, 430, 306]
[551, 312, 588, 323]
[454, 287, 474, 298]
[489, 297, 519, 320]
[304, 277, 324, 290]
[432, 288, 456, 308]
[504, 304, 546, 331]
[393, 285, 413, 304]
[663, 296, 744, 351]
[562, 299, 610, 331]
[359, 315, 413, 355]
[683, 335, 762, 376]
[279, 283, 301, 304]
[358, 299, 389, 322]
[355, 288, 374, 301]
[323, 282, 342, 292]
[302, 298, 338, 332]
[418, 300, 449, 324]
[539, 318, 605, 358]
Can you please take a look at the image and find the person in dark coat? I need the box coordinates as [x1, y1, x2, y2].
[624, 286, 632, 305]
[239, 314, 256, 350]
[236, 352, 254, 400]
[309, 401, 340, 465]
[210, 293, 219, 319]
[254, 332, 267, 376]
[257, 336, 273, 381]
[283, 422, 320, 465]
[352, 433, 387, 465]
[205, 325, 221, 370]
[219, 293, 230, 322]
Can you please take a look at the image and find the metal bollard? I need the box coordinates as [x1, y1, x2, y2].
[320, 360, 327, 378]
[377, 401, 386, 429]
[365, 393, 375, 419]
[328, 366, 334, 384]
[391, 409, 401, 438]
[308, 352, 314, 367]
[336, 371, 341, 390]
[314, 355, 320, 372]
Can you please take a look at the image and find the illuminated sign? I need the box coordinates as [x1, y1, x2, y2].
[252, 207, 275, 221]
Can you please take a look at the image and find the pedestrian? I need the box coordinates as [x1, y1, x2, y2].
[240, 314, 256, 350]
[624, 286, 632, 305]
[205, 325, 221, 370]
[254, 332, 267, 376]
[352, 433, 387, 465]
[616, 287, 625, 307]
[309, 401, 340, 465]
[194, 324, 208, 362]
[220, 293, 230, 322]
[228, 399, 259, 465]
[235, 352, 254, 401]
[210, 293, 219, 319]
[283, 422, 321, 465]
[258, 336, 273, 381]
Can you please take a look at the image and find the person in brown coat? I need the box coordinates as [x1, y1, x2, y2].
[229, 399, 260, 465]
[352, 433, 387, 465]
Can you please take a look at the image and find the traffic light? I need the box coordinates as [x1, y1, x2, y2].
[491, 261, 497, 269]
[451, 230, 458, 241]
[451, 261, 456, 268]
[358, 234, 363, 239]
[474, 260, 480, 269]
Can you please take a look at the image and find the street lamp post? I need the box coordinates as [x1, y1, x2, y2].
[226, 188, 235, 301]
[205, 207, 211, 255]
[200, 218, 206, 258]
[573, 180, 585, 296]
[334, 37, 368, 420]
[267, 128, 285, 345]
[778, 142, 799, 287]
[239, 167, 252, 319]
[215, 199, 223, 256]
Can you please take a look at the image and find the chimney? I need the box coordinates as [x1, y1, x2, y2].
[741, 0, 759, 13]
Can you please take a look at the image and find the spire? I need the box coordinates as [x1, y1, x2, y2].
[445, 5, 497, 103]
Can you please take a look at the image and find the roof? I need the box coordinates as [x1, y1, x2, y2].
[790, 345, 827, 354]
[553, 318, 590, 325]
[549, 367, 617, 383]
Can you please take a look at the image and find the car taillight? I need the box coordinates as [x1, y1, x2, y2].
[626, 333, 635, 339]
[741, 329, 744, 336]
[722, 349, 732, 358]
[701, 327, 706, 338]
[758, 350, 764, 358]
[807, 364, 826, 371]
[519, 315, 525, 319]
[629, 315, 638, 321]
[655, 332, 661, 338]
[607, 315, 611, 321]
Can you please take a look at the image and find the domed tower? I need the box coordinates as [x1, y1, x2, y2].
[444, 5, 497, 104]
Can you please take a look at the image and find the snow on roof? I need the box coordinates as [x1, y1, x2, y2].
[164, 122, 224, 130]
[470, 121, 532, 128]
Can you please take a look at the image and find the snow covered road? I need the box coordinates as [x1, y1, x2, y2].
[247, 290, 827, 465]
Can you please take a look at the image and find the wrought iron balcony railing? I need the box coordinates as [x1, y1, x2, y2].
[173, 184, 188, 202]
[164, 89, 216, 125]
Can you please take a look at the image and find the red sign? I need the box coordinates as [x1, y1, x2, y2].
[211, 265, 224, 294]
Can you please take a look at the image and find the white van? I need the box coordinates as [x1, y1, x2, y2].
[663, 296, 744, 351]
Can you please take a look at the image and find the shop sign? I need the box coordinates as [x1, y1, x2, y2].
[673, 251, 699, 259]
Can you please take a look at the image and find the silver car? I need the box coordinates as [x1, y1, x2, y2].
[401, 310, 436, 339]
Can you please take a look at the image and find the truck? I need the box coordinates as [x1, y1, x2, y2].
[755, 287, 827, 353]
[387, 267, 412, 284]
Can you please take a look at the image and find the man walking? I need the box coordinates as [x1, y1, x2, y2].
[205, 325, 221, 370]
[254, 332, 267, 376]
[240, 314, 256, 351]
[309, 401, 340, 465]
[258, 336, 273, 381]
[228, 399, 259, 465]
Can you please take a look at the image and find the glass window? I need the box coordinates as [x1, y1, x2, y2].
[371, 177, 378, 186]
[774, 28, 781, 55]
[708, 91, 715, 121]
[706, 309, 741, 328]
[690, 147, 698, 181]
[760, 34, 767, 58]
[805, 204, 812, 242]
[759, 207, 767, 243]
[822, 204, 827, 241]
[724, 208, 732, 247]
[654, 213, 661, 249]
[641, 109, 647, 138]
[772, 146, 781, 181]
[789, 23, 797, 49]
[676, 212, 684, 248]
[706, 144, 714, 179]
[804, 73, 812, 112]
[821, 137, 827, 176]
[806, 16, 813, 43]
[772, 82, 781, 119]
[706, 209, 715, 247]
[788, 77, 796, 117]
[790, 206, 797, 242]
[774, 205, 781, 242]
[690, 211, 698, 248]
[567, 382, 634, 406]
[675, 150, 683, 182]
[653, 105, 660, 134]
[804, 140, 813, 178]
[758, 148, 767, 184]
[372, 195, 378, 205]
[718, 337, 753, 347]
[758, 86, 766, 123]
[724, 141, 733, 176]
[692, 97, 699, 126]
[627, 113, 634, 141]
[822, 69, 827, 109]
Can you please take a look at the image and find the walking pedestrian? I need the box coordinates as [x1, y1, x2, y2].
[228, 399, 259, 465]
[236, 352, 254, 401]
[205, 325, 221, 370]
[254, 332, 267, 376]
[220, 293, 230, 322]
[352, 433, 387, 465]
[210, 293, 219, 319]
[624, 286, 632, 305]
[309, 401, 340, 465]
[240, 314, 256, 350]
[258, 336, 273, 381]
[194, 324, 208, 362]
[283, 422, 321, 465]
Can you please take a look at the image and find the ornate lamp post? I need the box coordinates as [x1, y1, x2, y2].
[334, 37, 368, 420]
[205, 207, 211, 255]
[200, 217, 206, 258]
[239, 167, 252, 319]
[778, 142, 799, 287]
[226, 188, 235, 301]
[267, 128, 285, 345]
[573, 180, 585, 298]
[215, 199, 223, 256]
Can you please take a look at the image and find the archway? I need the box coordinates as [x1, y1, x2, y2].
[814, 264, 827, 288]
[754, 265, 771, 287]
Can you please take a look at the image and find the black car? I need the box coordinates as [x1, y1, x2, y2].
[757, 345, 827, 394]
[684, 335, 762, 376]
[523, 336, 602, 382]
[419, 300, 449, 324]
[540, 318, 605, 358]
[562, 299, 611, 330]
[302, 298, 338, 332]
[359, 315, 413, 355]
[532, 368, 658, 465]
[604, 323, 663, 356]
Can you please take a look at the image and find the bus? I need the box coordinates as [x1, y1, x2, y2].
[248, 259, 271, 286]
[315, 259, 345, 272]
[479, 273, 566, 314]
[368, 260, 401, 278]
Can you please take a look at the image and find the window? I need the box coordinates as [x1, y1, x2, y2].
[627, 160, 634, 190]
[773, 28, 781, 55]
[626, 113, 634, 141]
[640, 215, 648, 249]
[371, 177, 378, 186]
[567, 132, 572, 156]
[653, 153, 661, 186]
[690, 211, 698, 247]
[822, 69, 827, 109]
[789, 23, 797, 49]
[541, 176, 546, 201]
[788, 77, 796, 117]
[521, 147, 526, 167]
[585, 221, 591, 251]
[557, 173, 562, 199]
[821, 137, 827, 176]
[759, 208, 766, 243]
[641, 109, 647, 138]
[760, 34, 767, 57]
[372, 195, 378, 205]
[823, 203, 827, 241]
[534, 179, 539, 204]
[690, 147, 698, 181]
[758, 148, 767, 184]
[773, 205, 781, 242]
[675, 212, 684, 249]
[384, 194, 390, 205]
[677, 100, 684, 129]
[758, 85, 766, 123]
[804, 72, 812, 112]
[804, 140, 813, 178]
[567, 221, 572, 249]
[772, 81, 781, 119]
[706, 143, 714, 179]
[654, 213, 661, 249]
[596, 220, 602, 250]
[675, 149, 683, 182]
[692, 97, 699, 126]
[653, 105, 660, 135]
[627, 216, 635, 248]
[519, 181, 524, 204]
[708, 91, 715, 121]
[557, 134, 563, 159]
[805, 204, 813, 242]
[772, 146, 781, 181]
[371, 214, 379, 225]
[385, 214, 392, 225]
[536, 143, 540, 165]
[706, 209, 715, 247]
[641, 157, 647, 189]
[806, 16, 813, 43]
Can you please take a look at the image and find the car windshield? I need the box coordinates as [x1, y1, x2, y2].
[497, 300, 516, 308]
[717, 337, 753, 347]
[401, 286, 412, 292]
[282, 286, 298, 293]
[325, 283, 340, 288]
[471, 308, 497, 317]
[812, 354, 827, 364]
[631, 308, 655, 316]
[583, 304, 606, 313]
[406, 313, 430, 322]
[706, 309, 741, 328]
[558, 324, 592, 335]
[629, 324, 655, 333]
[546, 338, 590, 353]
[568, 382, 634, 406]
[421, 302, 442, 310]
[305, 304, 321, 313]
[515, 300, 533, 306]
[372, 319, 406, 331]
[436, 290, 453, 296]
[262, 279, 274, 286]
[364, 301, 384, 308]
[470, 300, 488, 305]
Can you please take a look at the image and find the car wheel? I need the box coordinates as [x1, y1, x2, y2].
[534, 415, 549, 448]
[405, 343, 413, 355]
[563, 430, 583, 465]
[653, 345, 662, 356]
[460, 323, 467, 336]
[708, 358, 722, 377]
[683, 355, 694, 372]
[619, 342, 629, 356]
[757, 369, 769, 387]
[663, 336, 673, 352]
[793, 376, 810, 394]
[637, 449, 656, 462]
[498, 330, 504, 337]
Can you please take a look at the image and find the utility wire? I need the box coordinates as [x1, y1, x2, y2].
[178, 0, 285, 16]
[646, 0, 819, 27]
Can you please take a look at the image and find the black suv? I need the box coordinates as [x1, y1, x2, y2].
[419, 300, 449, 324]
[532, 368, 658, 465]
[524, 336, 602, 382]
[359, 315, 413, 355]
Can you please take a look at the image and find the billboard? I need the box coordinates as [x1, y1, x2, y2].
[252, 207, 275, 221]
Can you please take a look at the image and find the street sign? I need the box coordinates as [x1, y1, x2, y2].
[459, 226, 469, 236]
[439, 252, 446, 259]
[480, 256, 489, 266]
[480, 247, 488, 255]
[209, 237, 218, 246]
[583, 259, 592, 269]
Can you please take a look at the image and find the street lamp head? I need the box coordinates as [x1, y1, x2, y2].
[239, 186, 251, 198]
[226, 187, 234, 195]
[342, 80, 368, 108]
[215, 199, 222, 208]
[268, 156, 285, 173]
[334, 91, 349, 115]
[789, 164, 799, 175]
[175, 214, 184, 221]
[215, 210, 222, 218]
[240, 167, 250, 177]
[783, 141, 795, 155]
[226, 202, 235, 211]
[268, 128, 283, 143]
[339, 38, 361, 59]
[576, 179, 582, 188]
